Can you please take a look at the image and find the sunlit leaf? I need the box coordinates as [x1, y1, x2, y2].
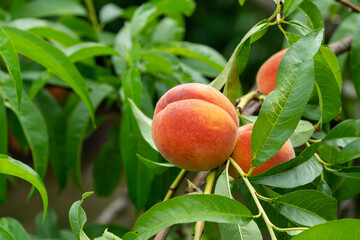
[251, 29, 323, 166]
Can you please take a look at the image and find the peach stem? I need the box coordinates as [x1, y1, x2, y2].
[230, 157, 309, 237]
[193, 168, 218, 240]
[163, 169, 187, 201]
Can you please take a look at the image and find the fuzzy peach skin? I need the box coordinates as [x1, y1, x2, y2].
[256, 48, 288, 95]
[151, 83, 239, 171]
[230, 123, 295, 178]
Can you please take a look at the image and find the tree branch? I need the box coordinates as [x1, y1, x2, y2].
[336, 0, 360, 13]
[329, 36, 353, 56]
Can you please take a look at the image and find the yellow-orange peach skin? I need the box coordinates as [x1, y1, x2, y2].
[256, 48, 288, 95]
[151, 83, 239, 171]
[230, 123, 295, 178]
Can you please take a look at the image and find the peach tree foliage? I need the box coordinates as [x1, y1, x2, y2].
[0, 0, 359, 239]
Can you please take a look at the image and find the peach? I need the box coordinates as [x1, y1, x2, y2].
[230, 123, 295, 178]
[151, 83, 239, 171]
[256, 48, 288, 95]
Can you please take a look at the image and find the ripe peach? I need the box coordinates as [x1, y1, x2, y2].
[230, 123, 295, 178]
[151, 83, 239, 171]
[256, 48, 288, 95]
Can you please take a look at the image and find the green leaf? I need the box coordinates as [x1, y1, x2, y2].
[69, 192, 93, 240]
[314, 50, 341, 125]
[28, 71, 53, 100]
[151, 18, 184, 43]
[93, 125, 122, 197]
[292, 219, 360, 239]
[0, 95, 7, 155]
[8, 18, 80, 47]
[84, 224, 128, 239]
[35, 209, 58, 239]
[0, 95, 7, 202]
[122, 194, 253, 240]
[130, 0, 195, 38]
[122, 69, 142, 106]
[289, 120, 314, 147]
[351, 15, 360, 101]
[323, 119, 360, 147]
[137, 154, 175, 175]
[153, 41, 226, 73]
[99, 3, 124, 24]
[3, 26, 95, 123]
[0, 218, 30, 240]
[249, 144, 322, 188]
[335, 138, 360, 164]
[120, 103, 158, 209]
[0, 155, 48, 219]
[283, 0, 305, 16]
[33, 88, 67, 189]
[0, 226, 14, 240]
[0, 77, 49, 180]
[272, 190, 337, 226]
[128, 99, 157, 151]
[65, 42, 119, 62]
[0, 26, 22, 109]
[298, 0, 324, 30]
[251, 29, 323, 166]
[223, 38, 250, 104]
[332, 167, 360, 179]
[333, 178, 360, 201]
[66, 83, 113, 187]
[238, 0, 245, 6]
[13, 0, 86, 18]
[210, 21, 268, 91]
[215, 171, 262, 240]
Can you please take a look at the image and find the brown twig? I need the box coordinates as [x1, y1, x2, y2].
[329, 36, 353, 56]
[336, 0, 360, 13]
[154, 171, 210, 240]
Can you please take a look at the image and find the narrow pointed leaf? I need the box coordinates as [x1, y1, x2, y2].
[250, 144, 322, 188]
[0, 218, 30, 240]
[251, 29, 323, 166]
[335, 138, 360, 164]
[210, 21, 268, 91]
[215, 171, 261, 240]
[3, 26, 94, 122]
[0, 77, 49, 180]
[123, 194, 252, 240]
[0, 26, 22, 109]
[9, 18, 80, 47]
[0, 155, 48, 219]
[298, 0, 324, 30]
[292, 219, 360, 240]
[69, 192, 93, 240]
[65, 42, 119, 62]
[128, 99, 157, 151]
[66, 83, 113, 187]
[153, 41, 226, 73]
[0, 226, 14, 240]
[137, 154, 174, 175]
[289, 120, 314, 147]
[14, 0, 86, 18]
[0, 95, 7, 202]
[283, 0, 305, 16]
[351, 15, 360, 101]
[314, 47, 341, 124]
[130, 0, 195, 38]
[272, 190, 337, 226]
[323, 119, 360, 147]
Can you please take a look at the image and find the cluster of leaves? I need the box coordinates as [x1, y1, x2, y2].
[0, 0, 360, 239]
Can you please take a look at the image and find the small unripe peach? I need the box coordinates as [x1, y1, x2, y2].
[256, 49, 288, 95]
[152, 83, 239, 171]
[230, 123, 295, 178]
